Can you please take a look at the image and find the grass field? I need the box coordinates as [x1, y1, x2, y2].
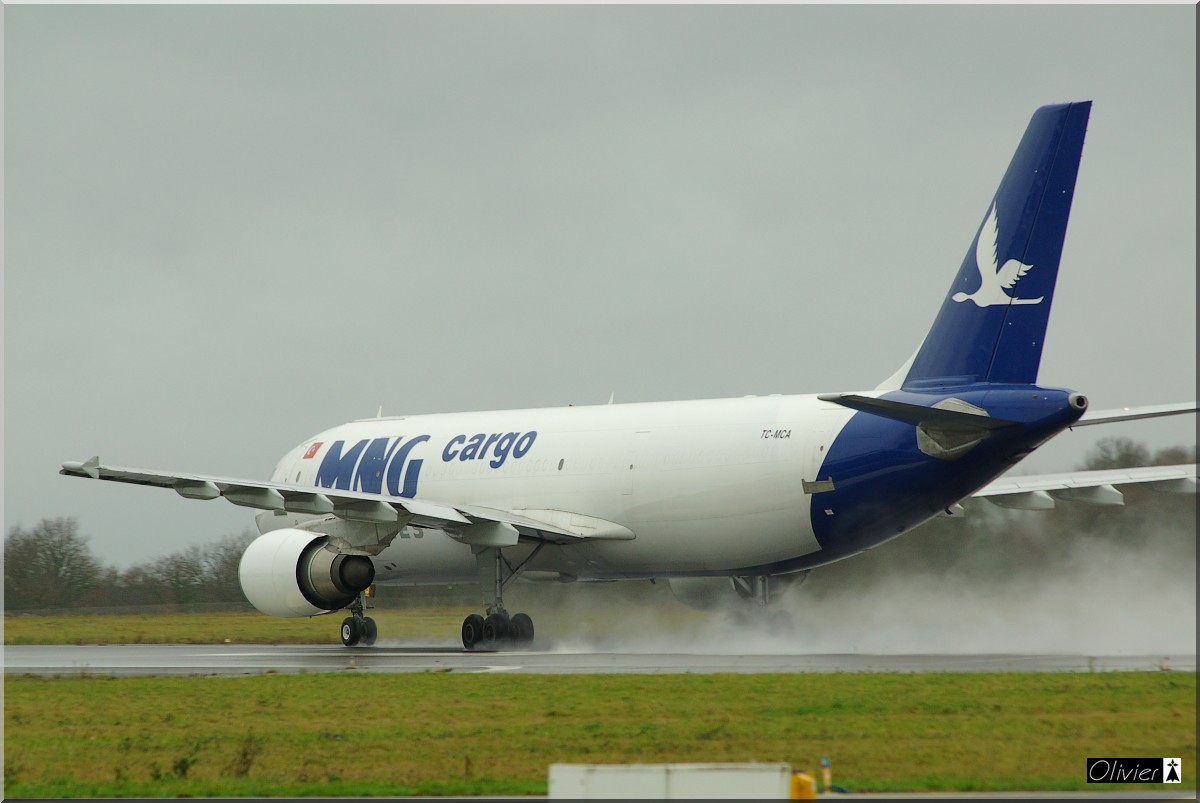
[4, 671, 1195, 797]
[4, 610, 1196, 797]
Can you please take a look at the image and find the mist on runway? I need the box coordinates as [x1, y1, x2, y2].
[513, 483, 1195, 656]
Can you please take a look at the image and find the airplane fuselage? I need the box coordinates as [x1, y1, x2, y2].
[262, 386, 1082, 587]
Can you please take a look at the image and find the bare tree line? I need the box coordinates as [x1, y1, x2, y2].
[3, 524, 255, 613]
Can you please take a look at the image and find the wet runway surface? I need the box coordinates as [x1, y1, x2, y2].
[4, 644, 1194, 677]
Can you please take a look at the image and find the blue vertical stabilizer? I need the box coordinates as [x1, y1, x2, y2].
[903, 102, 1091, 389]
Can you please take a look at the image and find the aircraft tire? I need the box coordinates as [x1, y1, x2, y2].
[482, 613, 510, 647]
[361, 616, 378, 646]
[510, 613, 535, 646]
[461, 613, 486, 650]
[340, 616, 362, 647]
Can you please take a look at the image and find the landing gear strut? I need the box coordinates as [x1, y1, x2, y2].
[729, 574, 794, 632]
[340, 592, 377, 647]
[460, 545, 538, 651]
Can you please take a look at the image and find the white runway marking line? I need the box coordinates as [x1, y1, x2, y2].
[471, 666, 523, 673]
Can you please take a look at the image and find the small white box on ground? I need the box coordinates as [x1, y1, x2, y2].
[548, 762, 793, 799]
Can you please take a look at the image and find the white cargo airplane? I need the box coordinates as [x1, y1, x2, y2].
[63, 101, 1197, 649]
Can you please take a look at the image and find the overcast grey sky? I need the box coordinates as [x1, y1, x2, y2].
[4, 5, 1196, 568]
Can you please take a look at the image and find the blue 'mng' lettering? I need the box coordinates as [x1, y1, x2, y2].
[386, 435, 431, 498]
[315, 440, 369, 490]
[354, 437, 402, 494]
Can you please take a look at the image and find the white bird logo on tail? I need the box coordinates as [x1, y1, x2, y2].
[952, 202, 1044, 307]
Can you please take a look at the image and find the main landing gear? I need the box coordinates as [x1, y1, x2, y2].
[340, 592, 377, 647]
[461, 610, 534, 650]
[728, 574, 796, 632]
[460, 544, 539, 651]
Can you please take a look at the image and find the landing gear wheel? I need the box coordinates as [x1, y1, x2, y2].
[510, 613, 535, 646]
[340, 616, 363, 647]
[482, 613, 510, 647]
[361, 617, 378, 646]
[462, 613, 486, 650]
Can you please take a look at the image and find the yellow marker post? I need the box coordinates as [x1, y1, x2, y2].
[790, 770, 817, 799]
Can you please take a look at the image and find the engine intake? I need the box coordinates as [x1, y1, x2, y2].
[239, 528, 376, 618]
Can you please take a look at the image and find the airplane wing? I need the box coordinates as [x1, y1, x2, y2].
[970, 463, 1197, 510]
[59, 457, 633, 545]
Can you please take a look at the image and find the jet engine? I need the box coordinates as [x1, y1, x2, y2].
[238, 528, 375, 618]
[668, 572, 809, 612]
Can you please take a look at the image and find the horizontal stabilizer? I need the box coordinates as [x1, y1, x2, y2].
[1071, 401, 1198, 428]
[817, 393, 1018, 430]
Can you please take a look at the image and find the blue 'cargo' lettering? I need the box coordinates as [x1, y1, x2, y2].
[460, 433, 486, 461]
[513, 431, 536, 458]
[442, 435, 467, 462]
[490, 432, 517, 468]
[441, 430, 538, 469]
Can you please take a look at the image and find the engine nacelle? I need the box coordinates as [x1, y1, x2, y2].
[668, 572, 809, 612]
[238, 528, 375, 618]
